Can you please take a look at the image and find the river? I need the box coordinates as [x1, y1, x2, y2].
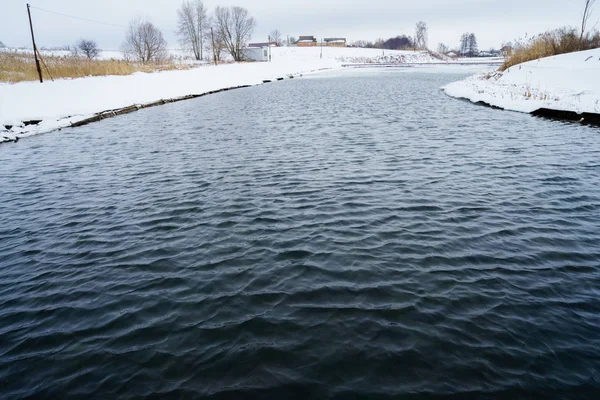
[1, 68, 600, 399]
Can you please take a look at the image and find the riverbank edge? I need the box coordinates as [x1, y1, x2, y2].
[444, 92, 600, 126]
[0, 68, 333, 145]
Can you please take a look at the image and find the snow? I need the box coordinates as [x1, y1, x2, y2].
[1, 46, 502, 143]
[270, 46, 504, 65]
[0, 57, 337, 141]
[443, 48, 600, 115]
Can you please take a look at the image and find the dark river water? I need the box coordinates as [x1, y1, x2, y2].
[1, 69, 600, 399]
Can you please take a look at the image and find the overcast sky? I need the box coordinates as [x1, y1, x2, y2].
[1, 0, 593, 50]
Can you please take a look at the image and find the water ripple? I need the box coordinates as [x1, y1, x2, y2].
[1, 69, 600, 399]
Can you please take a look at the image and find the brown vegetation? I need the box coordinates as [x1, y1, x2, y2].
[500, 27, 600, 71]
[0, 51, 190, 84]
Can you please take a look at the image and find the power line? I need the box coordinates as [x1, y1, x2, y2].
[29, 5, 128, 29]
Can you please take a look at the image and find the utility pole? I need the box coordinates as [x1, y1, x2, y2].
[320, 39, 323, 59]
[27, 3, 43, 83]
[268, 35, 272, 62]
[211, 27, 217, 65]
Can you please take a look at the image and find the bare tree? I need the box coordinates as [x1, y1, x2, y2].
[213, 6, 256, 61]
[415, 21, 428, 50]
[76, 39, 100, 59]
[269, 29, 282, 46]
[580, 0, 597, 42]
[468, 33, 478, 57]
[287, 36, 297, 46]
[460, 33, 470, 56]
[177, 0, 208, 61]
[122, 18, 169, 64]
[210, 24, 226, 62]
[437, 43, 449, 54]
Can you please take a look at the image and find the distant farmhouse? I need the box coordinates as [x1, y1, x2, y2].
[245, 41, 278, 62]
[248, 41, 278, 48]
[297, 36, 347, 47]
[501, 45, 513, 57]
[324, 38, 346, 47]
[298, 36, 317, 47]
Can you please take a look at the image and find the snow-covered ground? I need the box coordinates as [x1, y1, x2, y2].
[1, 46, 503, 143]
[443, 48, 600, 115]
[270, 46, 503, 65]
[4, 46, 503, 65]
[0, 59, 337, 142]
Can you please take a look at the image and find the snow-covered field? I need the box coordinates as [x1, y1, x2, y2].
[270, 46, 503, 65]
[1, 46, 503, 143]
[443, 48, 600, 115]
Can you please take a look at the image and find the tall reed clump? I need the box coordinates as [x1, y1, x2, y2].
[500, 27, 600, 71]
[0, 51, 190, 84]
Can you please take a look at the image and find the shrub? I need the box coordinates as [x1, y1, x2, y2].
[500, 27, 600, 71]
[76, 39, 101, 60]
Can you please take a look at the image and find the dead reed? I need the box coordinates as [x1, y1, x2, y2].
[501, 27, 600, 71]
[0, 51, 192, 83]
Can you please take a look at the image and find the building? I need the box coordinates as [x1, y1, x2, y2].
[324, 38, 346, 47]
[297, 36, 317, 47]
[501, 45, 513, 57]
[248, 42, 278, 48]
[244, 47, 269, 62]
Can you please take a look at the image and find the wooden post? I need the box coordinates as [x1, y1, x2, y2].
[268, 35, 272, 62]
[211, 27, 217, 65]
[27, 3, 43, 83]
[320, 39, 323, 59]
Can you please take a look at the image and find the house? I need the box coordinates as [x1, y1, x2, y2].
[501, 45, 513, 57]
[244, 47, 269, 62]
[248, 41, 278, 48]
[324, 38, 346, 47]
[297, 36, 317, 47]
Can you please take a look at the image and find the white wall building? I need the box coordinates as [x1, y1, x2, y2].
[244, 47, 269, 62]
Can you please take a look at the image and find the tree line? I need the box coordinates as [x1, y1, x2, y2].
[348, 22, 482, 57]
[350, 21, 428, 50]
[64, 0, 256, 64]
[122, 0, 256, 63]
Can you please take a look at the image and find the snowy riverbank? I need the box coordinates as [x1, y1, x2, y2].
[443, 48, 600, 117]
[0, 59, 338, 142]
[1, 47, 502, 143]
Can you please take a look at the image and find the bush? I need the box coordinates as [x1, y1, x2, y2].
[76, 39, 101, 60]
[500, 27, 600, 70]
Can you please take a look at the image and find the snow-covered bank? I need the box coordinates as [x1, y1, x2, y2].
[1, 47, 503, 143]
[0, 59, 338, 142]
[443, 49, 600, 116]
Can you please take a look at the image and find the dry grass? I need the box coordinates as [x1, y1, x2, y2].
[500, 27, 600, 71]
[0, 51, 192, 83]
